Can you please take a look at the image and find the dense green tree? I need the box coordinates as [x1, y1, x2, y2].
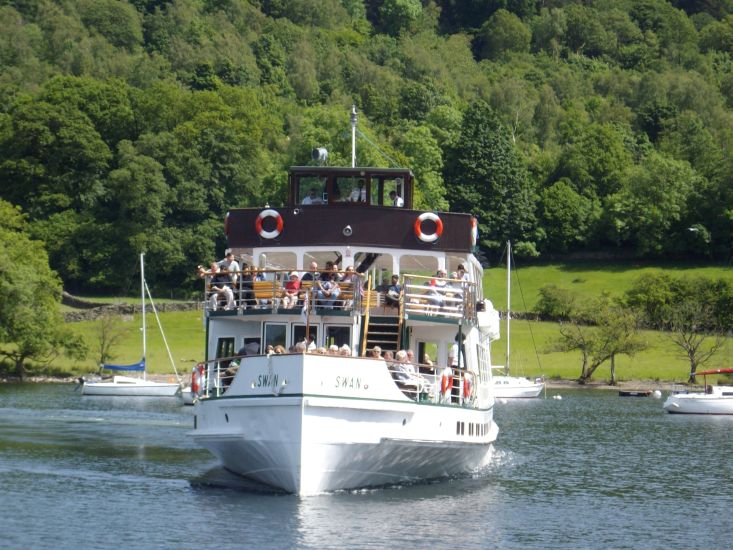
[539, 178, 600, 252]
[0, 200, 87, 379]
[475, 9, 530, 60]
[445, 100, 538, 255]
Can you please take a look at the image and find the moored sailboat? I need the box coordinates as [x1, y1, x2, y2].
[80, 254, 182, 398]
[663, 368, 733, 414]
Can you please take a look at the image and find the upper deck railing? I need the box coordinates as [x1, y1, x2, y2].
[201, 270, 478, 323]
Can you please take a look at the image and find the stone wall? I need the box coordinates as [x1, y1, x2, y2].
[64, 302, 200, 322]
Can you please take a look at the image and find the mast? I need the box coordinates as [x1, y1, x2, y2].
[350, 105, 357, 168]
[141, 252, 147, 381]
[506, 240, 510, 376]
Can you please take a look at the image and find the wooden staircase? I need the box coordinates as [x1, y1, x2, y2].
[364, 315, 401, 353]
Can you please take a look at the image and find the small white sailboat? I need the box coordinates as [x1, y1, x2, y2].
[493, 241, 544, 399]
[80, 254, 182, 398]
[663, 368, 733, 414]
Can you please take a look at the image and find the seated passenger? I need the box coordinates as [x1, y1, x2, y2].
[424, 269, 448, 308]
[302, 188, 322, 205]
[316, 272, 341, 308]
[282, 272, 301, 309]
[348, 179, 367, 202]
[385, 274, 401, 308]
[339, 344, 351, 356]
[199, 262, 235, 311]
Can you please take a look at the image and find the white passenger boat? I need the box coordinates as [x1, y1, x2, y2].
[80, 254, 182, 398]
[663, 368, 733, 414]
[190, 110, 502, 495]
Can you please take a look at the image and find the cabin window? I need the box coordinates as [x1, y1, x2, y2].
[325, 325, 351, 349]
[335, 176, 367, 204]
[216, 337, 235, 369]
[298, 176, 327, 205]
[263, 323, 287, 350]
[292, 324, 318, 349]
[240, 337, 261, 356]
[383, 177, 404, 207]
[417, 341, 439, 367]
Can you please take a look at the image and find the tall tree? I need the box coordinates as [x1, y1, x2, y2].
[445, 100, 538, 255]
[0, 200, 87, 379]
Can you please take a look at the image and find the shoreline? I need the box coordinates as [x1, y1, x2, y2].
[1, 375, 691, 391]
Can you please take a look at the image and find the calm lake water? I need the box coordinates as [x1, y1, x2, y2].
[0, 383, 730, 549]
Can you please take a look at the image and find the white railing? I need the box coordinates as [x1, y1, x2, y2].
[401, 274, 477, 322]
[191, 353, 478, 408]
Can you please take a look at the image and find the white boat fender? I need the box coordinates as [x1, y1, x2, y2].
[552, 395, 562, 400]
[652, 390, 662, 399]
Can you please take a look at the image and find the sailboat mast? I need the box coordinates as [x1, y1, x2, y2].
[506, 240, 511, 375]
[141, 252, 147, 381]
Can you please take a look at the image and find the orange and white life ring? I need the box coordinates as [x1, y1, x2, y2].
[191, 363, 205, 395]
[414, 212, 443, 243]
[440, 368, 453, 395]
[470, 217, 478, 247]
[463, 373, 474, 399]
[255, 209, 283, 239]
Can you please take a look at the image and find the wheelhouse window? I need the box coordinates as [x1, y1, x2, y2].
[298, 176, 327, 205]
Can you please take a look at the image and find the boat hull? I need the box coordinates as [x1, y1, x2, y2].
[81, 376, 181, 397]
[194, 395, 497, 495]
[493, 376, 544, 398]
[191, 354, 498, 495]
[663, 389, 733, 415]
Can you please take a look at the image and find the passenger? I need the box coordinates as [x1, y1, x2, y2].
[301, 261, 319, 282]
[293, 341, 307, 353]
[328, 345, 339, 355]
[274, 345, 285, 354]
[349, 179, 367, 202]
[369, 346, 382, 358]
[315, 346, 327, 355]
[385, 274, 401, 308]
[282, 272, 301, 309]
[240, 263, 255, 309]
[392, 350, 420, 399]
[424, 269, 447, 309]
[305, 335, 317, 352]
[218, 252, 240, 285]
[382, 350, 394, 362]
[388, 190, 404, 207]
[223, 359, 239, 387]
[317, 272, 341, 308]
[422, 353, 433, 367]
[199, 262, 235, 311]
[456, 264, 469, 282]
[265, 344, 275, 354]
[406, 349, 415, 365]
[339, 344, 351, 356]
[302, 188, 322, 205]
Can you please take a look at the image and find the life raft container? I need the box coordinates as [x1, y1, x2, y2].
[414, 212, 443, 243]
[255, 209, 283, 239]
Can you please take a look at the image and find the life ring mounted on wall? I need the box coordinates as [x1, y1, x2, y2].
[255, 209, 283, 239]
[414, 212, 443, 243]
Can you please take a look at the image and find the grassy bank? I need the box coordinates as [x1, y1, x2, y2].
[483, 260, 733, 311]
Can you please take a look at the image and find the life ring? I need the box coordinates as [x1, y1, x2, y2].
[255, 209, 283, 239]
[440, 368, 453, 395]
[470, 217, 478, 247]
[463, 373, 474, 399]
[191, 363, 205, 395]
[414, 212, 443, 243]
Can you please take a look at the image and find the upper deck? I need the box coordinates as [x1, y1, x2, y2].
[225, 166, 477, 253]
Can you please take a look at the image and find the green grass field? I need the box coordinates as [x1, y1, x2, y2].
[483, 260, 733, 311]
[42, 261, 733, 384]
